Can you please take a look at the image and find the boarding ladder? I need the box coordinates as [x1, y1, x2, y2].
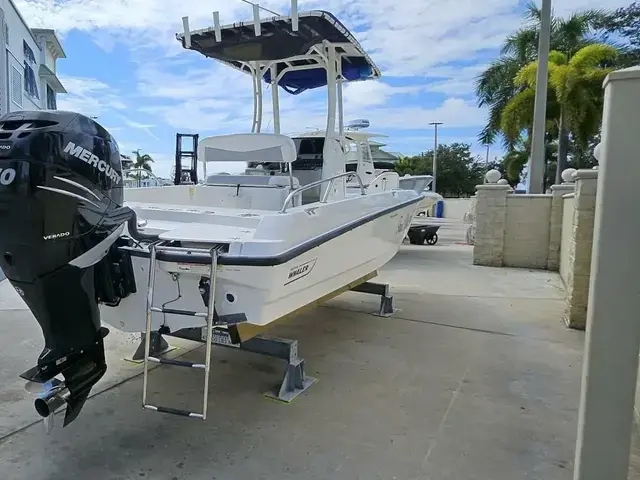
[142, 244, 220, 419]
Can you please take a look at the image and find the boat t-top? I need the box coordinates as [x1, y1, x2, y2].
[0, 5, 423, 428]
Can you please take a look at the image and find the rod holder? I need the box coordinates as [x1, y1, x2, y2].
[213, 11, 221, 42]
[182, 16, 191, 48]
[291, 0, 298, 31]
[253, 4, 261, 36]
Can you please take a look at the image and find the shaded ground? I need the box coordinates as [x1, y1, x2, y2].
[0, 222, 632, 479]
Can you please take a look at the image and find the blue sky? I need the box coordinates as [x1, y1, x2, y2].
[16, 0, 628, 178]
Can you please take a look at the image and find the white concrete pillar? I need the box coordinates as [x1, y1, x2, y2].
[548, 182, 575, 270]
[473, 182, 510, 267]
[573, 67, 640, 480]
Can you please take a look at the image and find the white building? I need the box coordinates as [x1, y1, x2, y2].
[0, 0, 66, 114]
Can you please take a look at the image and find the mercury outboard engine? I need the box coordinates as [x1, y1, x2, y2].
[0, 111, 135, 427]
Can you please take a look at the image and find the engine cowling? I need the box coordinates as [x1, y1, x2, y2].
[0, 110, 134, 427]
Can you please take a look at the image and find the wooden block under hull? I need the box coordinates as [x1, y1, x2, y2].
[228, 270, 378, 343]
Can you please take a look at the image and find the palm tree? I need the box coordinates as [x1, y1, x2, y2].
[500, 44, 617, 183]
[132, 150, 154, 172]
[475, 2, 610, 182]
[131, 150, 154, 187]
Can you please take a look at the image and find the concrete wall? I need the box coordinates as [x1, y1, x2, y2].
[443, 198, 472, 220]
[559, 194, 574, 285]
[473, 186, 569, 270]
[473, 169, 597, 331]
[503, 195, 552, 269]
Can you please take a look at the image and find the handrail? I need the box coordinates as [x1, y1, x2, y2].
[123, 168, 164, 187]
[280, 172, 366, 213]
[369, 171, 398, 186]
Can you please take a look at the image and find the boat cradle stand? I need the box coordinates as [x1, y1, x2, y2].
[128, 275, 395, 403]
[167, 327, 317, 403]
[351, 281, 396, 317]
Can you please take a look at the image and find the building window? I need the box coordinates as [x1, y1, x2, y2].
[11, 67, 22, 107]
[46, 85, 57, 110]
[23, 40, 39, 101]
[23, 62, 39, 100]
[23, 40, 36, 64]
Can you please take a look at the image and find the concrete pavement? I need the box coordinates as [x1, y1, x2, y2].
[0, 224, 636, 479]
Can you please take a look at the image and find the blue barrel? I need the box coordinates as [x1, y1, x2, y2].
[435, 200, 444, 218]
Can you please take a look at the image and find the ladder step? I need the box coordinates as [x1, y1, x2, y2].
[147, 357, 206, 369]
[144, 405, 204, 418]
[150, 306, 207, 317]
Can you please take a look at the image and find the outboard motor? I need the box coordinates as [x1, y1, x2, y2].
[0, 111, 135, 427]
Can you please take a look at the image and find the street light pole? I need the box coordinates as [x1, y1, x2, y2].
[430, 121, 443, 192]
[527, 0, 552, 193]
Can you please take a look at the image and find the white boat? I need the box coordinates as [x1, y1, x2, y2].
[0, 7, 423, 427]
[285, 124, 434, 206]
[105, 9, 423, 336]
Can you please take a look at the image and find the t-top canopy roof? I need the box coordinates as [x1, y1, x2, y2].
[176, 10, 381, 95]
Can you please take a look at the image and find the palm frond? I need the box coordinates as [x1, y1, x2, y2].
[500, 27, 538, 62]
[549, 63, 576, 105]
[569, 43, 619, 71]
[549, 50, 568, 65]
[500, 88, 536, 143]
[514, 60, 539, 87]
[475, 56, 521, 106]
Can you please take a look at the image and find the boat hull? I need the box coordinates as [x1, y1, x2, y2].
[99, 199, 418, 334]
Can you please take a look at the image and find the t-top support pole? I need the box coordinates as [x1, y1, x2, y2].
[271, 64, 280, 135]
[337, 55, 344, 136]
[251, 63, 263, 133]
[325, 43, 337, 140]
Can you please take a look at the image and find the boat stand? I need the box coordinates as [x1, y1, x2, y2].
[160, 327, 317, 403]
[129, 331, 175, 362]
[350, 281, 396, 317]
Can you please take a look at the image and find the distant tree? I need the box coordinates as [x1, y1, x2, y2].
[597, 2, 640, 65]
[128, 150, 154, 187]
[132, 150, 154, 172]
[394, 143, 488, 197]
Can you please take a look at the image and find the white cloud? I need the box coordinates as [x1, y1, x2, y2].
[115, 114, 160, 141]
[57, 76, 127, 116]
[342, 81, 425, 108]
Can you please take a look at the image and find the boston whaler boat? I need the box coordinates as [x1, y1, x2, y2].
[0, 7, 423, 428]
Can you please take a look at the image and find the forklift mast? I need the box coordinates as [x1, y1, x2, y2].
[174, 133, 199, 185]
